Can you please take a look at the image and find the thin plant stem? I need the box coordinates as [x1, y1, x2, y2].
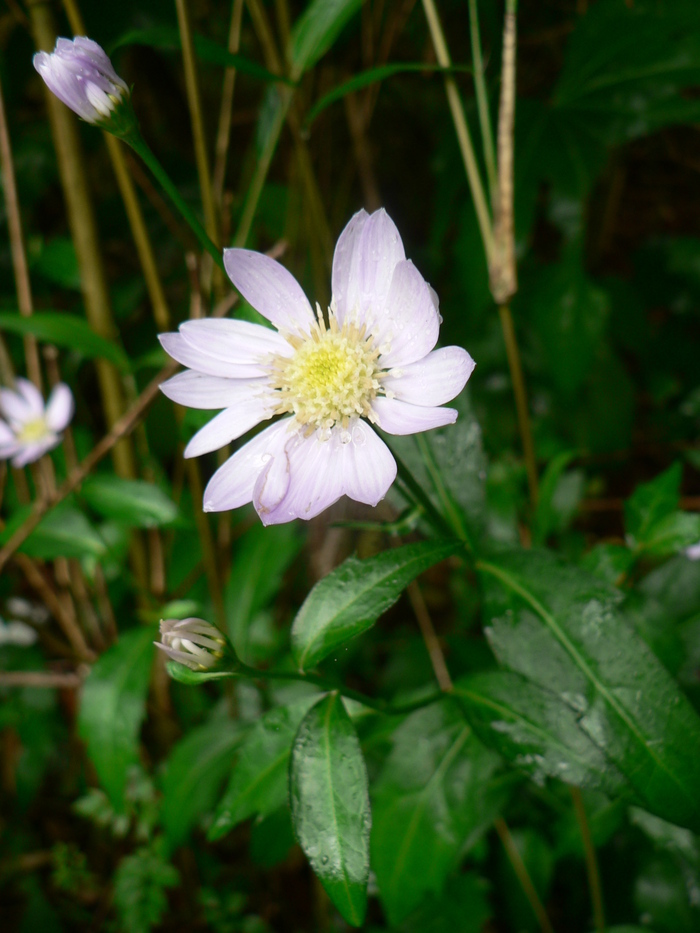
[420, 0, 494, 262]
[174, 0, 218, 246]
[0, 72, 42, 389]
[28, 0, 137, 482]
[468, 0, 498, 203]
[127, 134, 226, 273]
[495, 817, 555, 933]
[571, 786, 606, 933]
[406, 580, 452, 691]
[212, 0, 245, 211]
[499, 303, 538, 505]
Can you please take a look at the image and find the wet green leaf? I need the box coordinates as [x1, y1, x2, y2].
[78, 628, 155, 812]
[17, 502, 106, 560]
[81, 476, 179, 528]
[291, 540, 461, 671]
[479, 549, 700, 831]
[290, 694, 370, 926]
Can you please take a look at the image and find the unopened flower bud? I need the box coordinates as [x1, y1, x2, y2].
[156, 617, 229, 671]
[33, 37, 137, 139]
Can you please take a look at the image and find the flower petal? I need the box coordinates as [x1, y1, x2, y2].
[334, 208, 406, 327]
[0, 419, 15, 444]
[12, 436, 59, 468]
[203, 420, 292, 512]
[259, 432, 345, 525]
[179, 318, 291, 365]
[374, 260, 440, 368]
[160, 371, 269, 410]
[159, 332, 267, 378]
[223, 249, 315, 334]
[339, 421, 396, 506]
[0, 386, 32, 423]
[184, 399, 272, 458]
[383, 346, 475, 406]
[331, 209, 369, 322]
[44, 383, 74, 431]
[253, 443, 291, 516]
[371, 397, 457, 435]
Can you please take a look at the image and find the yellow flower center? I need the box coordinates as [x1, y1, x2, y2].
[18, 418, 49, 443]
[269, 311, 385, 435]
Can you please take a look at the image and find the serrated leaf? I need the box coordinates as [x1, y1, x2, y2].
[161, 719, 244, 853]
[113, 842, 179, 933]
[209, 697, 318, 840]
[78, 628, 155, 812]
[81, 476, 179, 528]
[371, 702, 504, 925]
[0, 312, 129, 370]
[454, 671, 626, 794]
[290, 693, 370, 926]
[479, 549, 700, 831]
[288, 0, 362, 79]
[17, 502, 106, 560]
[291, 540, 461, 671]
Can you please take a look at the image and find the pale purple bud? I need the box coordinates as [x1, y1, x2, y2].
[33, 37, 130, 127]
[156, 617, 228, 671]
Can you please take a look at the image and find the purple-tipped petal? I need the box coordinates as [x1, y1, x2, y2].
[383, 346, 475, 407]
[44, 383, 74, 431]
[160, 371, 268, 410]
[223, 249, 315, 334]
[339, 422, 396, 506]
[183, 399, 272, 458]
[179, 318, 291, 365]
[334, 208, 406, 327]
[203, 420, 292, 512]
[159, 332, 268, 378]
[373, 260, 440, 368]
[371, 397, 457, 435]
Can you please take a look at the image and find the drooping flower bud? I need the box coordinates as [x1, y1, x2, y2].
[156, 617, 230, 671]
[33, 37, 137, 139]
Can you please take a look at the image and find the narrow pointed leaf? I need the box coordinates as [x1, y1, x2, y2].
[478, 549, 700, 831]
[288, 0, 362, 79]
[209, 697, 318, 840]
[81, 476, 179, 528]
[0, 312, 129, 370]
[291, 540, 461, 671]
[78, 628, 155, 812]
[290, 693, 371, 926]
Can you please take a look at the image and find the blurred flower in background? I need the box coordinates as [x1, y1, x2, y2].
[0, 378, 74, 467]
[160, 208, 475, 525]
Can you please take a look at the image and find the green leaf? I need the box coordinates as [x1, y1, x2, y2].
[532, 450, 582, 545]
[454, 671, 626, 794]
[0, 312, 129, 370]
[290, 693, 370, 926]
[291, 540, 462, 671]
[305, 63, 472, 127]
[479, 549, 700, 831]
[371, 702, 504, 925]
[110, 25, 290, 84]
[625, 462, 681, 545]
[226, 522, 301, 663]
[17, 502, 106, 560]
[641, 511, 700, 557]
[78, 628, 155, 812]
[31, 236, 80, 289]
[288, 0, 362, 79]
[113, 842, 179, 933]
[81, 476, 179, 528]
[400, 873, 492, 933]
[161, 719, 244, 853]
[209, 697, 318, 840]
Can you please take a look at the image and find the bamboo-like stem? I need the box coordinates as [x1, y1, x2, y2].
[495, 818, 555, 933]
[468, 0, 498, 203]
[0, 670, 84, 689]
[420, 0, 494, 262]
[571, 787, 606, 933]
[0, 73, 42, 389]
[185, 457, 226, 630]
[28, 0, 137, 481]
[499, 302, 537, 505]
[212, 0, 245, 211]
[174, 0, 218, 246]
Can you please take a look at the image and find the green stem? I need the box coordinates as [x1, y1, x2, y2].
[468, 0, 498, 204]
[389, 444, 457, 540]
[571, 786, 606, 933]
[126, 134, 226, 273]
[237, 662, 443, 716]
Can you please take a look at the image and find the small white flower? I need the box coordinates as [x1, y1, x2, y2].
[159, 208, 476, 525]
[33, 37, 132, 129]
[156, 617, 228, 671]
[0, 378, 74, 468]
